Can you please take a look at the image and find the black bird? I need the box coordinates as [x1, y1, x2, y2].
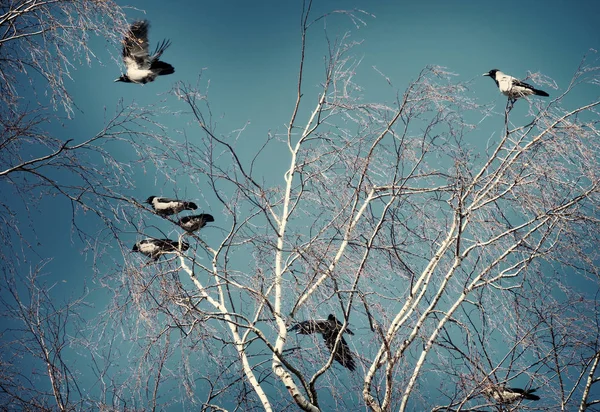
[179, 214, 215, 232]
[132, 238, 189, 260]
[484, 385, 540, 403]
[146, 196, 198, 216]
[115, 20, 174, 84]
[483, 69, 549, 100]
[289, 314, 356, 371]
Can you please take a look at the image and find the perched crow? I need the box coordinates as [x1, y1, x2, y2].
[290, 314, 356, 371]
[146, 196, 197, 216]
[483, 69, 549, 100]
[484, 385, 540, 403]
[132, 238, 189, 260]
[115, 20, 174, 84]
[179, 214, 215, 232]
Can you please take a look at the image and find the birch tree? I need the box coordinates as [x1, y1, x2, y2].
[2, 1, 598, 411]
[107, 3, 600, 411]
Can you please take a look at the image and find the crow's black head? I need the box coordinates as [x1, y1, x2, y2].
[145, 196, 156, 204]
[483, 69, 499, 78]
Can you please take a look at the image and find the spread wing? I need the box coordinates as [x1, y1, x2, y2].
[290, 320, 328, 335]
[323, 331, 356, 371]
[123, 20, 151, 70]
[149, 39, 174, 75]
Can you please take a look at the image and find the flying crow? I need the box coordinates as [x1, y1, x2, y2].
[290, 314, 356, 371]
[484, 385, 540, 404]
[483, 69, 549, 100]
[132, 238, 189, 260]
[179, 214, 215, 232]
[146, 196, 198, 216]
[115, 20, 174, 84]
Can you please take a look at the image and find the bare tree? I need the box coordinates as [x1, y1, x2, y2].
[92, 2, 600, 411]
[2, 1, 599, 411]
[0, 262, 89, 410]
[0, 1, 176, 410]
[0, 0, 133, 261]
[0, 0, 128, 114]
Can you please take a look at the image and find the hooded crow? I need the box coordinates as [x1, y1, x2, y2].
[484, 385, 540, 404]
[483, 69, 549, 100]
[178, 214, 215, 232]
[146, 196, 198, 216]
[289, 314, 356, 371]
[115, 20, 174, 84]
[132, 238, 189, 260]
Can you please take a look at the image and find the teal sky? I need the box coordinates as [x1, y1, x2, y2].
[6, 0, 600, 410]
[54, 0, 600, 302]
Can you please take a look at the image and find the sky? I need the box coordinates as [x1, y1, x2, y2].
[6, 0, 600, 410]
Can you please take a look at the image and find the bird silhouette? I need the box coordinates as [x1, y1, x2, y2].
[146, 196, 198, 216]
[484, 385, 540, 404]
[290, 314, 356, 371]
[179, 214, 214, 232]
[115, 20, 174, 84]
[483, 69, 549, 101]
[132, 238, 189, 260]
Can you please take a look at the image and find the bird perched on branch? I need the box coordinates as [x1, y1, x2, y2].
[146, 196, 198, 216]
[483, 69, 549, 101]
[132, 238, 189, 260]
[289, 314, 356, 371]
[178, 214, 215, 232]
[484, 385, 540, 403]
[115, 20, 174, 84]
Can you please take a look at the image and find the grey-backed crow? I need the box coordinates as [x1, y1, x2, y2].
[484, 385, 540, 403]
[290, 314, 356, 371]
[115, 20, 174, 84]
[179, 214, 214, 232]
[483, 69, 549, 100]
[146, 196, 197, 216]
[132, 238, 189, 260]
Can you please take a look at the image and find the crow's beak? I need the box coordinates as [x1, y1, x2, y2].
[114, 78, 122, 82]
[482, 72, 491, 77]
